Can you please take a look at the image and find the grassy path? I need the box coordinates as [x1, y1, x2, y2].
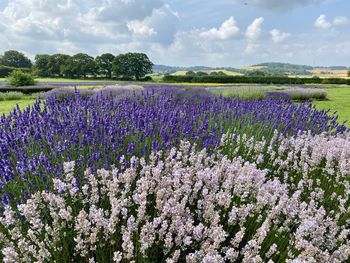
[313, 87, 350, 123]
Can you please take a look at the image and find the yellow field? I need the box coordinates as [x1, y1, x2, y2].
[241, 66, 267, 71]
[308, 68, 349, 78]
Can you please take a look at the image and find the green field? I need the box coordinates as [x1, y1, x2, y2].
[0, 99, 36, 115]
[313, 87, 350, 123]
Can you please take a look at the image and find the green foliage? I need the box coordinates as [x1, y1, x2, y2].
[61, 53, 97, 78]
[0, 50, 32, 68]
[95, 53, 115, 78]
[210, 71, 226, 76]
[348, 71, 350, 77]
[34, 54, 51, 77]
[48, 54, 71, 77]
[186, 70, 195, 76]
[246, 70, 266, 77]
[6, 70, 36, 87]
[0, 66, 16, 78]
[0, 91, 25, 101]
[0, 92, 40, 101]
[112, 52, 153, 80]
[163, 74, 350, 85]
[211, 86, 277, 100]
[252, 62, 313, 75]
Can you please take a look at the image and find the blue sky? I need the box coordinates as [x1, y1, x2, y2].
[0, 0, 349, 67]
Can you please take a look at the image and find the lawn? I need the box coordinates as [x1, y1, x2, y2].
[313, 87, 350, 123]
[0, 99, 36, 115]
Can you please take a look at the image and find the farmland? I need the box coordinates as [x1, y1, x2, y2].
[0, 83, 350, 262]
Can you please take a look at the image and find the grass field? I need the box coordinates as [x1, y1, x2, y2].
[0, 99, 36, 115]
[313, 87, 350, 123]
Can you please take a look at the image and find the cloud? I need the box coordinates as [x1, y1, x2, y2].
[85, 0, 163, 22]
[333, 16, 350, 25]
[199, 17, 240, 40]
[245, 17, 264, 41]
[232, 0, 326, 11]
[314, 14, 332, 29]
[127, 20, 157, 37]
[0, 0, 178, 57]
[270, 29, 290, 43]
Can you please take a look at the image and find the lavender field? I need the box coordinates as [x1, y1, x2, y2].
[0, 86, 349, 262]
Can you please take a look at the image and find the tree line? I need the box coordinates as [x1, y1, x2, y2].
[0, 50, 153, 80]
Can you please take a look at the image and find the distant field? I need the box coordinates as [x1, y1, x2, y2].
[243, 66, 267, 71]
[308, 68, 349, 78]
[313, 87, 350, 123]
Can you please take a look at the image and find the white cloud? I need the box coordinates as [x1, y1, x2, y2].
[199, 17, 240, 40]
[0, 0, 178, 57]
[232, 0, 326, 11]
[85, 0, 163, 22]
[127, 20, 156, 37]
[245, 43, 260, 54]
[333, 16, 350, 25]
[245, 17, 264, 41]
[314, 14, 332, 29]
[270, 29, 290, 43]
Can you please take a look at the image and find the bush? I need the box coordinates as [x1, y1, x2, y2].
[6, 70, 36, 87]
[0, 66, 32, 78]
[162, 75, 349, 85]
[0, 91, 25, 101]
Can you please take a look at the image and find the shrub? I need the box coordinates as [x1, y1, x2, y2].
[6, 70, 36, 87]
[162, 75, 349, 85]
[284, 88, 327, 101]
[0, 66, 32, 78]
[0, 92, 25, 101]
[2, 131, 350, 262]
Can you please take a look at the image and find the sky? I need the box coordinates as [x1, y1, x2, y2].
[0, 0, 349, 67]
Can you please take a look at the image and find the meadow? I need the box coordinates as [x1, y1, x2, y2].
[0, 84, 350, 262]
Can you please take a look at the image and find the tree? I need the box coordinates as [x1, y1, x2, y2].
[95, 53, 115, 79]
[348, 70, 350, 77]
[34, 54, 51, 77]
[112, 52, 153, 80]
[61, 53, 96, 78]
[6, 70, 36, 86]
[0, 50, 32, 68]
[48, 54, 71, 77]
[186, 71, 195, 76]
[246, 70, 266, 77]
[195, 71, 208, 76]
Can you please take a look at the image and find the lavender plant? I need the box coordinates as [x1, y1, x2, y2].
[0, 88, 346, 206]
[1, 134, 350, 262]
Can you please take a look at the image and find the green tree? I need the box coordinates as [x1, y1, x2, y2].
[95, 53, 115, 79]
[246, 70, 266, 77]
[48, 54, 71, 77]
[34, 54, 51, 77]
[0, 50, 32, 68]
[112, 52, 153, 80]
[6, 70, 36, 86]
[61, 53, 97, 78]
[347, 70, 350, 77]
[186, 71, 195, 76]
